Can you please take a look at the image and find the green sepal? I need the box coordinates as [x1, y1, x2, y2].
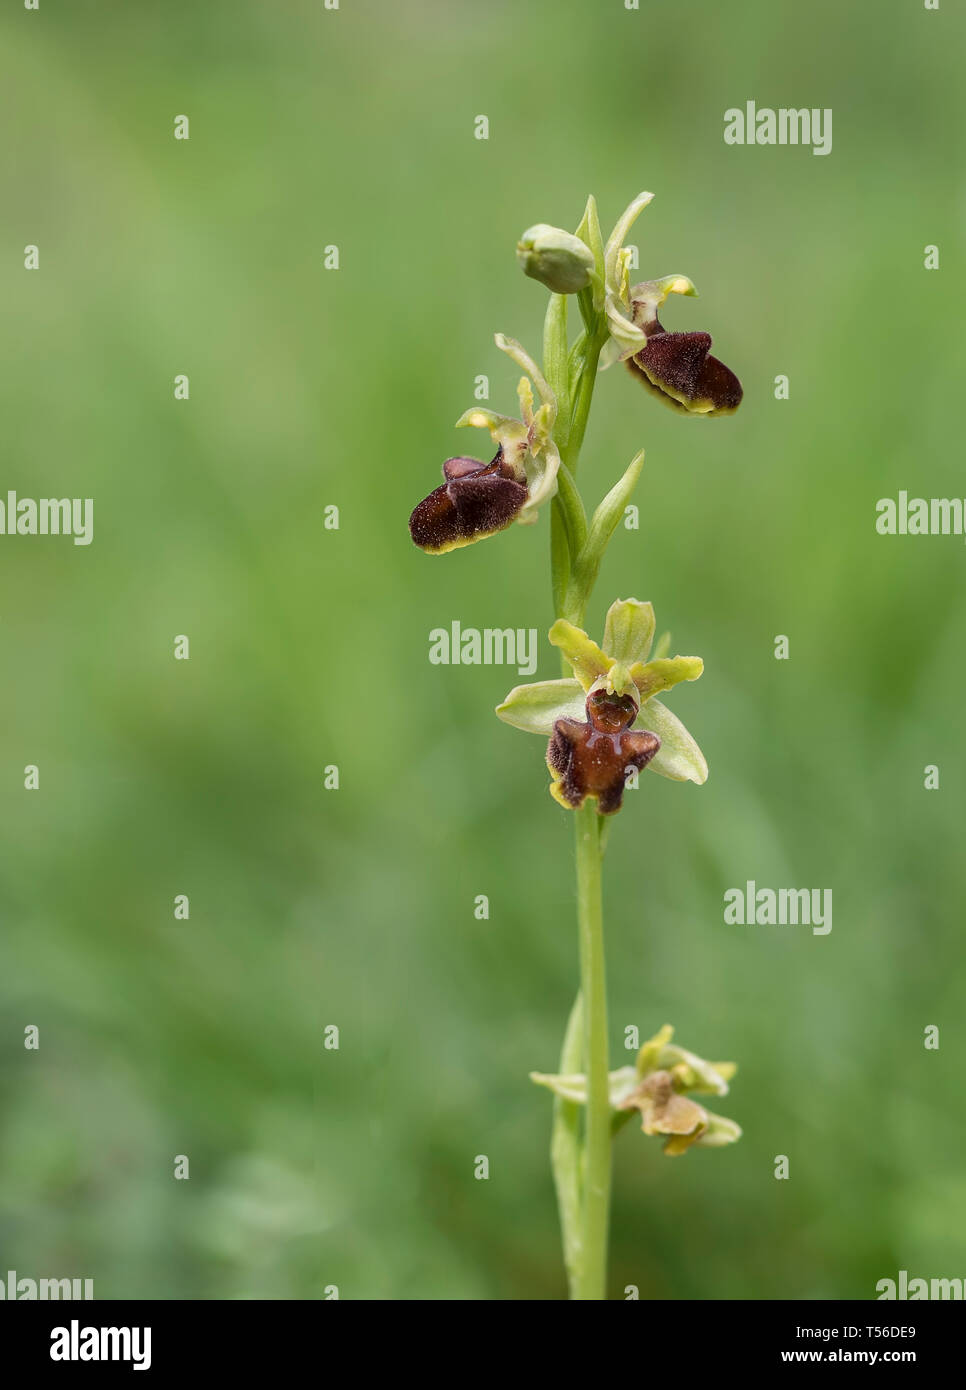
[530, 1064, 640, 1109]
[634, 698, 708, 784]
[495, 678, 584, 735]
[602, 599, 655, 669]
[631, 655, 704, 702]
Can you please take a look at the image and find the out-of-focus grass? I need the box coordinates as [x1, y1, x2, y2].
[0, 0, 964, 1298]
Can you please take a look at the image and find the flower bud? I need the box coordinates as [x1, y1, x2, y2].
[516, 224, 595, 294]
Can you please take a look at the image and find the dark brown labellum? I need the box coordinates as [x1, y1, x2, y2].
[547, 689, 660, 814]
[409, 448, 528, 554]
[627, 320, 742, 416]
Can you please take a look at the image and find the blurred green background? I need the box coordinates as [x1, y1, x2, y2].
[1, 0, 964, 1300]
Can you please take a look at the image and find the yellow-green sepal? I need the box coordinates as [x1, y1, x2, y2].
[635, 698, 708, 784]
[495, 678, 584, 735]
[631, 655, 704, 702]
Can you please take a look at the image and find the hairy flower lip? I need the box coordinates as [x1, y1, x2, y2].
[408, 447, 528, 554]
[627, 316, 743, 416]
[547, 689, 661, 815]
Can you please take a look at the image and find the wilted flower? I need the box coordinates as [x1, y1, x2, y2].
[409, 337, 560, 554]
[517, 223, 597, 294]
[497, 598, 708, 811]
[531, 1023, 741, 1159]
[617, 1024, 741, 1156]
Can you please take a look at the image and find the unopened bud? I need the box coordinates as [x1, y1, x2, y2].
[516, 224, 595, 294]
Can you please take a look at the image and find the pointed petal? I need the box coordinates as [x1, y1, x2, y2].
[455, 408, 529, 479]
[628, 274, 698, 331]
[636, 698, 708, 784]
[495, 678, 584, 735]
[494, 333, 557, 419]
[548, 620, 611, 690]
[631, 655, 704, 701]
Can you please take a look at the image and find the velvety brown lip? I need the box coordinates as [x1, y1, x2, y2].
[627, 320, 743, 416]
[409, 448, 528, 554]
[547, 690, 661, 815]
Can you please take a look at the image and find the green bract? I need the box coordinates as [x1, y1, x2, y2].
[496, 598, 708, 786]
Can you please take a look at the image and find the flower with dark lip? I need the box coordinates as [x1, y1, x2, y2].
[597, 233, 743, 415]
[497, 599, 709, 812]
[408, 447, 529, 554]
[546, 688, 660, 815]
[624, 276, 742, 416]
[409, 336, 561, 556]
[627, 317, 743, 416]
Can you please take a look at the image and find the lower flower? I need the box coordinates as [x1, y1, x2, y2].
[531, 1024, 741, 1159]
[546, 688, 660, 815]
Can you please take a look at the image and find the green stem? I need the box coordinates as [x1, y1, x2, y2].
[550, 992, 584, 1297]
[545, 288, 611, 1300]
[572, 800, 610, 1300]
